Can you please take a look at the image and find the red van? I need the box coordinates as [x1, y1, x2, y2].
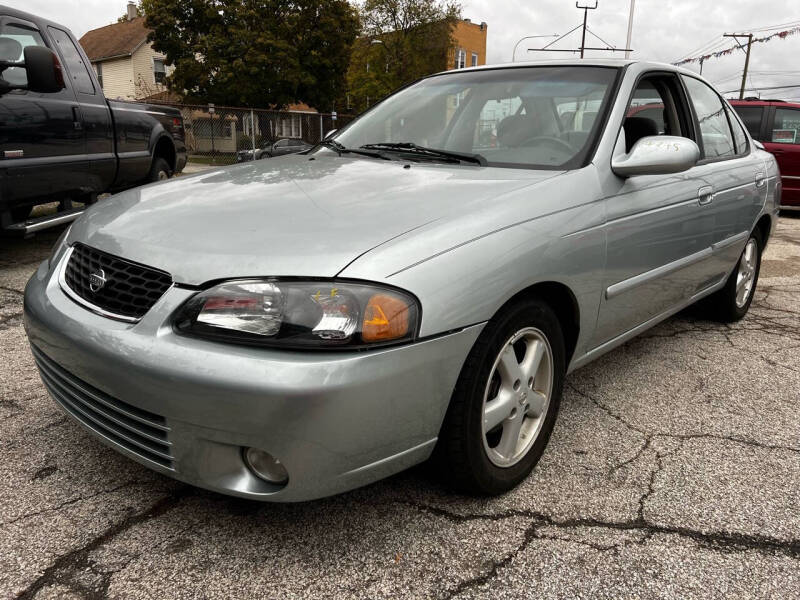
[731, 99, 800, 210]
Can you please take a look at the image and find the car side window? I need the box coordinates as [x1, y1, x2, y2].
[622, 75, 693, 153]
[274, 140, 288, 147]
[771, 108, 800, 144]
[627, 80, 667, 134]
[682, 76, 735, 159]
[726, 106, 749, 156]
[48, 26, 95, 95]
[733, 106, 764, 139]
[0, 22, 47, 87]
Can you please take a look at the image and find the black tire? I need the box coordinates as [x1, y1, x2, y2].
[701, 229, 763, 323]
[11, 205, 33, 222]
[435, 298, 566, 495]
[148, 157, 172, 182]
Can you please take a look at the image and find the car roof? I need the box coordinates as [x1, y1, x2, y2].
[431, 58, 704, 80]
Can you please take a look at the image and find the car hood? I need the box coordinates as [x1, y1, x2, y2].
[70, 155, 562, 285]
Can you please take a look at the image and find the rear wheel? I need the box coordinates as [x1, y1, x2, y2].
[436, 298, 565, 495]
[701, 230, 762, 322]
[148, 157, 172, 182]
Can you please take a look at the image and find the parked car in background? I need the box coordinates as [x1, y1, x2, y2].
[0, 6, 187, 235]
[25, 60, 778, 502]
[731, 99, 799, 210]
[236, 138, 313, 162]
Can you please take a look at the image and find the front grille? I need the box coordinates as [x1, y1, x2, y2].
[31, 345, 173, 469]
[63, 243, 172, 320]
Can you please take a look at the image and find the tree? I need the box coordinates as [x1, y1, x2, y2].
[345, 0, 461, 113]
[141, 0, 359, 109]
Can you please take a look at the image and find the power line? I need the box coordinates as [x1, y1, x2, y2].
[721, 83, 800, 94]
[750, 19, 800, 33]
[677, 35, 725, 61]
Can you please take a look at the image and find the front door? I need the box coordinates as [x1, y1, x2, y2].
[592, 73, 717, 347]
[0, 15, 86, 209]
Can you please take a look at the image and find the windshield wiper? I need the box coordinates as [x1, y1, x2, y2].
[318, 139, 391, 160]
[360, 142, 487, 166]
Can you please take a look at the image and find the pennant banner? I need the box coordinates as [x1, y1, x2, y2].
[673, 26, 800, 67]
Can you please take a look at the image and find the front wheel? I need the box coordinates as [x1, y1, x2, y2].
[435, 298, 565, 495]
[148, 157, 172, 183]
[701, 230, 762, 322]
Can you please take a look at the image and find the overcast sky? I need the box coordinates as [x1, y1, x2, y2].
[7, 0, 800, 100]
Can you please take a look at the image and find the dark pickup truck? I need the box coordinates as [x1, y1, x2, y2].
[0, 6, 186, 234]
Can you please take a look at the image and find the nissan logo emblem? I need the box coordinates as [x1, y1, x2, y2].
[89, 268, 107, 293]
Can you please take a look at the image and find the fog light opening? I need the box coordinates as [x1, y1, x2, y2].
[244, 447, 289, 485]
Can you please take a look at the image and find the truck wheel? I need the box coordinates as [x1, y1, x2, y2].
[148, 158, 172, 182]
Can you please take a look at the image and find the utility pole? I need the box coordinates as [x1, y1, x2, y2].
[624, 0, 636, 59]
[724, 32, 753, 99]
[577, 1, 598, 58]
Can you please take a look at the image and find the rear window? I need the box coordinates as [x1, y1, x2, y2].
[772, 107, 800, 144]
[733, 106, 764, 139]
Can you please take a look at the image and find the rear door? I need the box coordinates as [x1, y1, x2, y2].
[681, 76, 764, 278]
[0, 15, 86, 207]
[764, 106, 800, 207]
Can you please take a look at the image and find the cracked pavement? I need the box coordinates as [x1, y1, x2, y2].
[1, 216, 799, 599]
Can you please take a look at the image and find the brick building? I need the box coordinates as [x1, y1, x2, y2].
[450, 19, 488, 70]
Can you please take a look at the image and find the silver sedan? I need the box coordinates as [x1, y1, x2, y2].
[24, 60, 780, 501]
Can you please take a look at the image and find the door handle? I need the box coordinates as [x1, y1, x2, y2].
[698, 185, 713, 205]
[71, 106, 83, 131]
[755, 172, 766, 188]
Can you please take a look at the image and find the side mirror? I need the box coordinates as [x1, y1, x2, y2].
[23, 46, 66, 93]
[612, 136, 700, 178]
[324, 129, 337, 140]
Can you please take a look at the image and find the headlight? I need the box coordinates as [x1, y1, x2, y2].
[173, 280, 420, 349]
[47, 225, 71, 269]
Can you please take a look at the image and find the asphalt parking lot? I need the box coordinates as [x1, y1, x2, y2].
[1, 216, 799, 599]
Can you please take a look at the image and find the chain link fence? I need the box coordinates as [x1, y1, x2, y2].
[143, 102, 357, 166]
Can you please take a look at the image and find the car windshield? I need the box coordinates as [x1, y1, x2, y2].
[332, 66, 619, 170]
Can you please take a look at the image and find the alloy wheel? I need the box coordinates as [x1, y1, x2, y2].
[735, 239, 758, 308]
[481, 327, 553, 468]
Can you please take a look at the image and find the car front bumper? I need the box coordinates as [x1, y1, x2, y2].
[23, 256, 483, 501]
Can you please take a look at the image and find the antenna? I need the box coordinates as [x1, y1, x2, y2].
[526, 2, 632, 58]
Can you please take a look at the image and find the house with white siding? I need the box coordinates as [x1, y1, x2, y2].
[78, 2, 171, 101]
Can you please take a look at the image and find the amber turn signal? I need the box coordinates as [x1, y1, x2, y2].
[362, 294, 410, 342]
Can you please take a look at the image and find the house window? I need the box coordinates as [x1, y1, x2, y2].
[277, 115, 303, 138]
[95, 62, 103, 89]
[153, 58, 166, 84]
[455, 49, 466, 69]
[471, 53, 478, 67]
